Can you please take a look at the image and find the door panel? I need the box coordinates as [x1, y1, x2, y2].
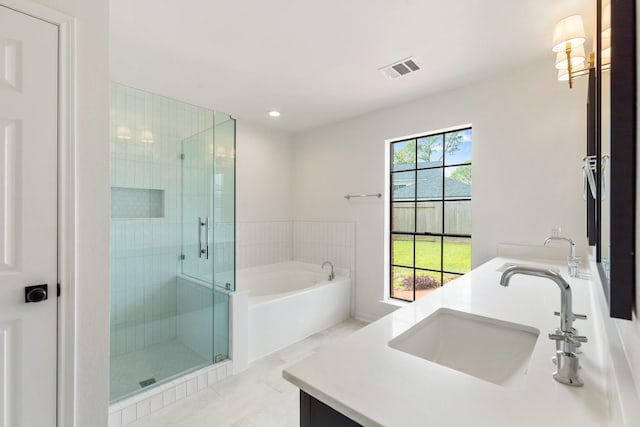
[0, 5, 58, 427]
[0, 120, 18, 270]
[0, 35, 21, 90]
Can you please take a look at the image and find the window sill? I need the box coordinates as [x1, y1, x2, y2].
[379, 297, 411, 311]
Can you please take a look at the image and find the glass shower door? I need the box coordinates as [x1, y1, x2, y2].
[181, 128, 215, 283]
[179, 128, 216, 367]
[180, 115, 235, 363]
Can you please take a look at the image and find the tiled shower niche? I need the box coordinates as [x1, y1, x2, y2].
[109, 82, 235, 403]
[111, 187, 165, 219]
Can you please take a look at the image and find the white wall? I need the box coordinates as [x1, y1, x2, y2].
[236, 120, 294, 222]
[235, 120, 294, 269]
[32, 0, 110, 425]
[292, 60, 587, 321]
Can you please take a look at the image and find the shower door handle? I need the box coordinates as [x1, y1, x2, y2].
[198, 217, 210, 259]
[198, 218, 202, 258]
[204, 217, 210, 260]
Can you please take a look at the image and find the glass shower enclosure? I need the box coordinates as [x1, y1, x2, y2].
[179, 116, 235, 364]
[109, 83, 235, 401]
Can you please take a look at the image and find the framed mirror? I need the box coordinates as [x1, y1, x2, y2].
[595, 0, 636, 320]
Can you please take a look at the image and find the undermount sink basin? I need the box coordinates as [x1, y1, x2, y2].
[388, 308, 539, 387]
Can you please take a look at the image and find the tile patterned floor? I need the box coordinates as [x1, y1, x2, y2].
[128, 318, 367, 427]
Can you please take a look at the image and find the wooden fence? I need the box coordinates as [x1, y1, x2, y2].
[392, 201, 471, 237]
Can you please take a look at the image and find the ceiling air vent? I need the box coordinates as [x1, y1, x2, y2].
[379, 57, 421, 80]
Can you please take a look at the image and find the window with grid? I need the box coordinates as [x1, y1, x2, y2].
[390, 127, 472, 302]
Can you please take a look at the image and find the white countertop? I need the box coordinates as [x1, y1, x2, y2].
[283, 257, 612, 427]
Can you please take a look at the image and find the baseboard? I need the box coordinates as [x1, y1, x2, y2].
[353, 311, 376, 323]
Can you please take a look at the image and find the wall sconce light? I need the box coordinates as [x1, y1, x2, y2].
[552, 15, 586, 88]
[116, 125, 131, 140]
[552, 4, 611, 88]
[140, 130, 154, 144]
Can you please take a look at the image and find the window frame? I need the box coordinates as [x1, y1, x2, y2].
[389, 127, 472, 302]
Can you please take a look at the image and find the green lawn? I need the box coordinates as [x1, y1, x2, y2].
[392, 239, 471, 275]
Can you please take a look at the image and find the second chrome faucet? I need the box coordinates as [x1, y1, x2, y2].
[500, 265, 587, 387]
[544, 235, 580, 278]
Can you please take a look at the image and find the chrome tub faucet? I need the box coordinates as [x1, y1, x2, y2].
[322, 261, 335, 281]
[500, 265, 587, 387]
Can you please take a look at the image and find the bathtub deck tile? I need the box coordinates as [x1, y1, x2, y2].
[126, 318, 367, 427]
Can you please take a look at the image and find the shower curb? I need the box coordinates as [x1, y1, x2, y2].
[108, 360, 233, 427]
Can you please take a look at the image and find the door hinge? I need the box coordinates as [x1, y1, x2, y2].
[180, 254, 185, 260]
[57, 283, 61, 297]
[180, 154, 185, 160]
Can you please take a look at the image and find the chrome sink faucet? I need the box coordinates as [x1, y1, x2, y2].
[500, 265, 587, 387]
[321, 261, 335, 281]
[544, 235, 580, 277]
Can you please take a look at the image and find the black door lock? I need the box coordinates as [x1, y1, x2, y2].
[25, 284, 48, 303]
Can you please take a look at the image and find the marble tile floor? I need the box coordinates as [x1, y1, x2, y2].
[128, 318, 367, 427]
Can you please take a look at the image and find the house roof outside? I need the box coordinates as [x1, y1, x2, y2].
[392, 162, 471, 200]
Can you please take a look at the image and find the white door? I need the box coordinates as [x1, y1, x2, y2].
[0, 5, 58, 427]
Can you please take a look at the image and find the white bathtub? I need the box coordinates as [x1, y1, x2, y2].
[236, 261, 352, 362]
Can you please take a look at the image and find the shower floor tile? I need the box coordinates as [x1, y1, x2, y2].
[126, 318, 367, 427]
[110, 339, 210, 401]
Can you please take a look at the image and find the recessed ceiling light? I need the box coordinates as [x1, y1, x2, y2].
[268, 110, 281, 118]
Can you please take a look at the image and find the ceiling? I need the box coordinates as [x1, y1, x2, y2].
[110, 0, 593, 133]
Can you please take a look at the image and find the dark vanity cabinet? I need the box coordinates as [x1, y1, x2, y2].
[300, 391, 363, 427]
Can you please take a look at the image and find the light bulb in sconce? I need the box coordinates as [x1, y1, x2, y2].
[116, 126, 131, 140]
[140, 130, 154, 144]
[555, 44, 585, 70]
